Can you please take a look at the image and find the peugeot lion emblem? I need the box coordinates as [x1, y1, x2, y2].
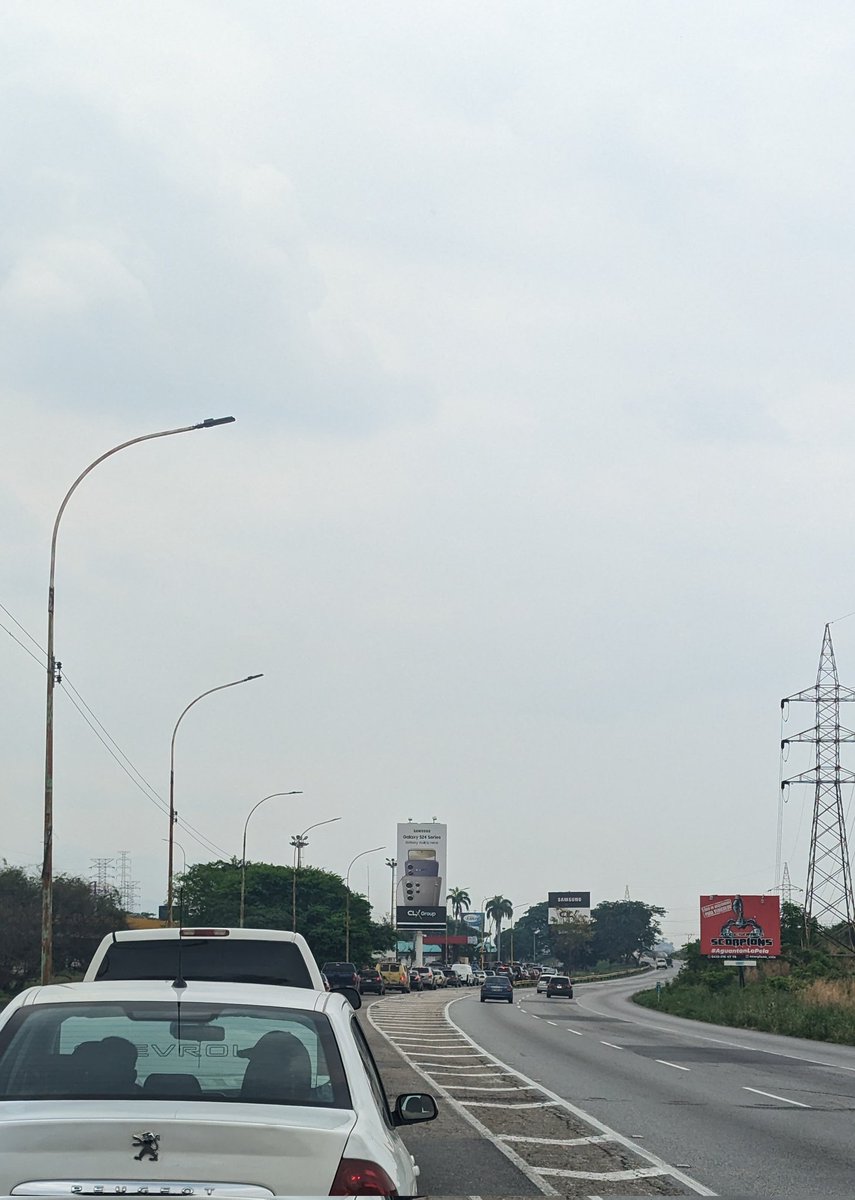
[132, 1131, 160, 1161]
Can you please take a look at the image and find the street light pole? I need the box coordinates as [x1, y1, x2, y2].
[385, 858, 397, 933]
[168, 673, 264, 925]
[239, 790, 302, 928]
[290, 816, 341, 931]
[162, 838, 188, 923]
[345, 846, 384, 961]
[41, 415, 235, 983]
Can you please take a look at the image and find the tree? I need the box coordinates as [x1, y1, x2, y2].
[485, 895, 513, 961]
[447, 888, 471, 962]
[511, 901, 553, 961]
[590, 900, 665, 965]
[0, 864, 127, 992]
[176, 859, 381, 965]
[549, 912, 594, 972]
[447, 887, 471, 924]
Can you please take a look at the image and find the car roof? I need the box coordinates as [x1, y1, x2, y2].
[101, 927, 308, 943]
[9, 978, 347, 1013]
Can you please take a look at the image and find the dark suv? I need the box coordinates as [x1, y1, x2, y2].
[321, 961, 361, 991]
[545, 974, 574, 998]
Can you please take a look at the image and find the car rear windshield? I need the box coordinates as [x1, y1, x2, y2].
[0, 1002, 350, 1108]
[95, 940, 314, 988]
[322, 963, 356, 973]
[485, 976, 511, 987]
[550, 976, 570, 984]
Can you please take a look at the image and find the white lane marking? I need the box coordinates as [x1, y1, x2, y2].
[537, 1166, 668, 1182]
[501, 1134, 614, 1146]
[656, 1059, 691, 1072]
[444, 996, 716, 1197]
[743, 1086, 811, 1108]
[444, 1084, 538, 1091]
[423, 1070, 512, 1077]
[600, 1040, 622, 1049]
[566, 1028, 584, 1035]
[573, 989, 855, 1077]
[367, 1005, 558, 1197]
[462, 1099, 560, 1108]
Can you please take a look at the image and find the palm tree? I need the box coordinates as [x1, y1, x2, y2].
[446, 887, 471, 962]
[448, 887, 471, 926]
[486, 895, 513, 962]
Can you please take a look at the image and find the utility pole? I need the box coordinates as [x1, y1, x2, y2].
[782, 624, 855, 950]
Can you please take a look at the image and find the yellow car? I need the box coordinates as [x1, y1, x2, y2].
[378, 960, 411, 993]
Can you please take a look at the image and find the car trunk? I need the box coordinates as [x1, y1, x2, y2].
[0, 1100, 355, 1195]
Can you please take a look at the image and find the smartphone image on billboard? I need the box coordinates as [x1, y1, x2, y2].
[405, 859, 439, 876]
[402, 877, 442, 906]
[408, 849, 436, 861]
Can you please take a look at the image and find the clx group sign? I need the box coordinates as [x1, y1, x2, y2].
[700, 894, 781, 959]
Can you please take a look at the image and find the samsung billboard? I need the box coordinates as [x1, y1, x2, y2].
[547, 890, 591, 923]
[395, 822, 447, 929]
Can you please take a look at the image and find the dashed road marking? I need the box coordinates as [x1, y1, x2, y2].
[566, 1028, 584, 1035]
[600, 1040, 622, 1049]
[743, 1086, 810, 1108]
[501, 1134, 614, 1146]
[656, 1059, 691, 1071]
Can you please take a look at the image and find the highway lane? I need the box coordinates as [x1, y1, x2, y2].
[450, 975, 855, 1198]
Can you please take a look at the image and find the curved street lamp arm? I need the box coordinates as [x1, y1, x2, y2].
[41, 416, 235, 984]
[239, 790, 302, 927]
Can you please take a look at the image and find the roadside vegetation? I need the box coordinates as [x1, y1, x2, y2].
[635, 902, 855, 1045]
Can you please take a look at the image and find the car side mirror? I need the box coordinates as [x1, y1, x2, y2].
[336, 986, 362, 1010]
[393, 1092, 438, 1126]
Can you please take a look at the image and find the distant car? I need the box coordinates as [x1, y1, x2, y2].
[409, 970, 424, 991]
[0, 978, 438, 1196]
[414, 966, 436, 990]
[473, 969, 486, 984]
[441, 968, 463, 988]
[431, 968, 446, 988]
[655, 958, 668, 969]
[536, 974, 551, 994]
[320, 962, 361, 991]
[378, 960, 410, 992]
[480, 974, 514, 1003]
[358, 968, 386, 994]
[545, 974, 574, 998]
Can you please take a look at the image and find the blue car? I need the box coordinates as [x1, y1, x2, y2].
[480, 974, 514, 1003]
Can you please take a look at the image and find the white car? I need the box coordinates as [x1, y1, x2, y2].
[84, 928, 327, 991]
[536, 970, 556, 994]
[0, 978, 437, 1196]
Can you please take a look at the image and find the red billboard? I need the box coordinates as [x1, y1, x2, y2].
[700, 894, 781, 959]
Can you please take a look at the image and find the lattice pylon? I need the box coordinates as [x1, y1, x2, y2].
[781, 624, 855, 950]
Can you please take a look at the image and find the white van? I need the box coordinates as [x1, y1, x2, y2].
[450, 964, 475, 985]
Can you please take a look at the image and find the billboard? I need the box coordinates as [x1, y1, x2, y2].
[461, 911, 485, 933]
[395, 822, 447, 929]
[548, 890, 591, 924]
[700, 894, 781, 959]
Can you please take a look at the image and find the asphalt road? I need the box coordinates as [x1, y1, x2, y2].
[447, 972, 855, 1199]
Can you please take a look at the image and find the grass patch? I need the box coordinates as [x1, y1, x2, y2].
[634, 974, 855, 1045]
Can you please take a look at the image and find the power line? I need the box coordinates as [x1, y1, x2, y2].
[1, 600, 230, 861]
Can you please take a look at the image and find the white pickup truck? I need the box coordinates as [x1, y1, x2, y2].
[84, 926, 326, 990]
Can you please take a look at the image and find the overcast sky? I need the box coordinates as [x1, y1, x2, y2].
[4, 2, 855, 946]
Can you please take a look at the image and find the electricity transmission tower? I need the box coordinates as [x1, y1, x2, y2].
[115, 851, 140, 912]
[781, 624, 855, 950]
[781, 862, 793, 905]
[89, 857, 114, 896]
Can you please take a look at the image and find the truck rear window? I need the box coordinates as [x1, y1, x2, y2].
[95, 940, 314, 988]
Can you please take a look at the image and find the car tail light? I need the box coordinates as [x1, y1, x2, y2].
[329, 1157, 398, 1196]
